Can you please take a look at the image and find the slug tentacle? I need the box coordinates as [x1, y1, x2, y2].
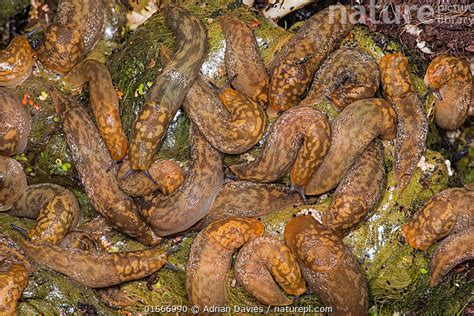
[0, 155, 27, 212]
[230, 106, 331, 189]
[129, 5, 207, 171]
[235, 236, 306, 306]
[186, 218, 264, 310]
[380, 53, 428, 191]
[268, 5, 354, 115]
[0, 35, 34, 87]
[305, 98, 397, 196]
[139, 126, 223, 236]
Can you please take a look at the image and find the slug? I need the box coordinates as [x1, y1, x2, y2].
[0, 35, 34, 87]
[379, 53, 428, 191]
[117, 158, 184, 197]
[18, 238, 170, 288]
[235, 236, 306, 306]
[160, 45, 266, 155]
[424, 55, 472, 130]
[139, 126, 223, 236]
[59, 231, 101, 251]
[268, 5, 354, 116]
[305, 98, 397, 196]
[63, 59, 128, 161]
[186, 218, 264, 310]
[0, 156, 27, 212]
[196, 181, 303, 229]
[401, 188, 474, 251]
[284, 215, 368, 315]
[52, 91, 160, 246]
[429, 226, 474, 287]
[300, 47, 380, 110]
[9, 183, 81, 245]
[323, 140, 385, 235]
[37, 0, 105, 74]
[0, 88, 31, 156]
[219, 15, 269, 106]
[229, 106, 331, 194]
[129, 5, 207, 171]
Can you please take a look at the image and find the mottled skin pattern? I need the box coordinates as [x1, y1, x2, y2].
[161, 46, 266, 155]
[268, 5, 354, 115]
[59, 231, 101, 251]
[380, 53, 428, 191]
[300, 48, 380, 110]
[0, 88, 31, 156]
[186, 218, 264, 310]
[139, 127, 223, 236]
[401, 188, 474, 251]
[37, 0, 105, 74]
[305, 98, 396, 196]
[0, 156, 27, 212]
[425, 56, 472, 130]
[64, 59, 128, 161]
[10, 183, 81, 245]
[0, 35, 34, 87]
[429, 226, 474, 287]
[117, 159, 184, 197]
[195, 181, 303, 230]
[324, 140, 385, 235]
[219, 15, 269, 106]
[19, 239, 169, 288]
[230, 106, 331, 188]
[129, 6, 207, 171]
[52, 91, 160, 246]
[284, 215, 368, 316]
[235, 236, 306, 306]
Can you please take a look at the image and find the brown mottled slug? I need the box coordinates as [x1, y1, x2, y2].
[268, 5, 354, 115]
[64, 59, 128, 161]
[284, 215, 368, 315]
[380, 53, 428, 191]
[300, 47, 380, 110]
[401, 188, 474, 251]
[219, 15, 269, 106]
[52, 91, 160, 246]
[425, 55, 472, 130]
[0, 88, 31, 156]
[0, 155, 27, 212]
[129, 5, 207, 171]
[235, 236, 306, 306]
[0, 36, 34, 87]
[186, 218, 264, 310]
[305, 98, 396, 196]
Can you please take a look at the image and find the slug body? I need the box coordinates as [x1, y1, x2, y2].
[380, 53, 428, 191]
[268, 5, 354, 115]
[0, 88, 31, 156]
[305, 98, 396, 196]
[230, 106, 331, 188]
[37, 0, 105, 73]
[129, 6, 207, 171]
[401, 188, 474, 250]
[139, 127, 223, 236]
[0, 156, 27, 212]
[235, 236, 306, 306]
[0, 35, 34, 87]
[284, 215, 368, 315]
[300, 48, 380, 110]
[53, 91, 160, 246]
[117, 159, 184, 197]
[186, 218, 264, 310]
[324, 140, 385, 235]
[10, 183, 81, 245]
[64, 59, 128, 161]
[19, 239, 169, 288]
[219, 15, 269, 106]
[425, 55, 472, 130]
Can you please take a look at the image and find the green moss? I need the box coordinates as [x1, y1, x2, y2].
[0, 0, 29, 28]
